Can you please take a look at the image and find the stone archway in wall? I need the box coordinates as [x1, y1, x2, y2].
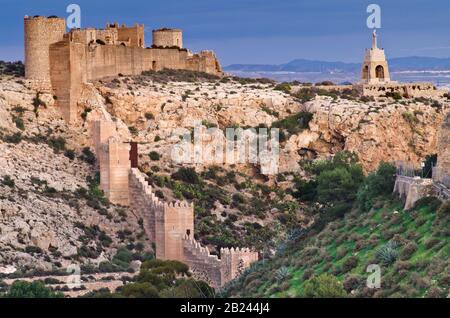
[375, 65, 385, 80]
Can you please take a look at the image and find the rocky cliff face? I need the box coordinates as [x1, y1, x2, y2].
[89, 76, 448, 174]
[0, 72, 448, 274]
[0, 77, 141, 273]
[291, 96, 448, 172]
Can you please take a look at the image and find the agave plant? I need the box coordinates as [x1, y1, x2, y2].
[376, 241, 399, 265]
[275, 266, 290, 282]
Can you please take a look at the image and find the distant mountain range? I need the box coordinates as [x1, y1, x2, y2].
[224, 57, 450, 88]
[225, 57, 450, 73]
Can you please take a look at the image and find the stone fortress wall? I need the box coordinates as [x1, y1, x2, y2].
[92, 120, 257, 290]
[305, 82, 446, 99]
[24, 16, 223, 123]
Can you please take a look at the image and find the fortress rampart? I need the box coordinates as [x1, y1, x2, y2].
[361, 82, 446, 98]
[24, 16, 223, 123]
[91, 120, 257, 290]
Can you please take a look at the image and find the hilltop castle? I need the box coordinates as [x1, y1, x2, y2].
[22, 15, 252, 290]
[24, 16, 223, 122]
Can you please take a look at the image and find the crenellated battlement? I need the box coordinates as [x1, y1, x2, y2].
[24, 16, 223, 123]
[182, 234, 258, 289]
[91, 121, 257, 290]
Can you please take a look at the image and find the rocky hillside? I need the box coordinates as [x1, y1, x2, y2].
[87, 73, 449, 174]
[0, 76, 144, 276]
[0, 69, 448, 287]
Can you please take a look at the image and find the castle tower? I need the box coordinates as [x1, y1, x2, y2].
[99, 136, 131, 206]
[155, 202, 194, 261]
[117, 24, 145, 48]
[152, 28, 183, 48]
[24, 16, 66, 81]
[361, 30, 391, 84]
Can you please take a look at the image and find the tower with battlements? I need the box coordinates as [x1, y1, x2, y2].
[24, 16, 66, 82]
[152, 28, 183, 48]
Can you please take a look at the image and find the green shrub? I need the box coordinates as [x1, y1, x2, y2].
[145, 112, 155, 120]
[5, 281, 63, 298]
[274, 82, 291, 94]
[303, 274, 347, 298]
[402, 112, 419, 125]
[1, 175, 15, 187]
[272, 111, 313, 135]
[342, 256, 359, 272]
[4, 132, 23, 144]
[32, 93, 46, 113]
[274, 266, 290, 282]
[80, 147, 96, 165]
[25, 245, 43, 254]
[293, 180, 318, 202]
[386, 92, 403, 100]
[357, 162, 396, 211]
[343, 275, 363, 293]
[81, 107, 92, 121]
[293, 88, 316, 103]
[48, 136, 66, 153]
[149, 151, 161, 161]
[128, 126, 139, 135]
[112, 247, 133, 268]
[13, 116, 25, 130]
[376, 241, 399, 265]
[121, 282, 160, 298]
[171, 167, 200, 184]
[317, 166, 364, 203]
[64, 149, 76, 160]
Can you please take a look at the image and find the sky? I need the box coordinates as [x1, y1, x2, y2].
[1, 0, 450, 65]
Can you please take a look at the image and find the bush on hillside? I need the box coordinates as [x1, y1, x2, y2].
[171, 167, 200, 184]
[5, 281, 63, 298]
[302, 274, 347, 298]
[357, 162, 396, 211]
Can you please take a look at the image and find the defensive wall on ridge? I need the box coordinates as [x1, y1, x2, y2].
[91, 120, 257, 290]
